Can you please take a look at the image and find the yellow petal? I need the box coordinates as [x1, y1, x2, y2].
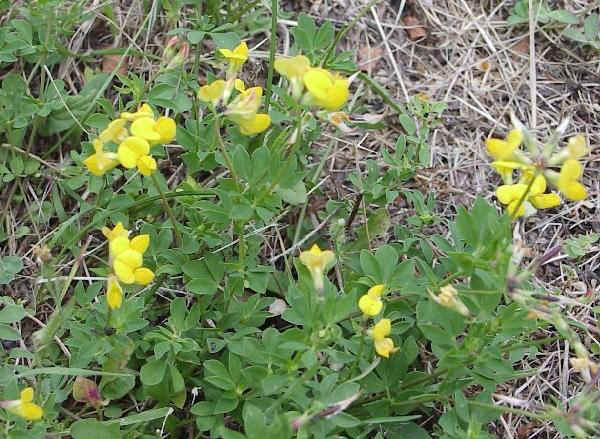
[374, 338, 396, 358]
[506, 200, 526, 218]
[131, 117, 161, 141]
[134, 267, 155, 285]
[274, 55, 311, 79]
[118, 136, 150, 168]
[304, 68, 334, 101]
[367, 284, 385, 298]
[130, 234, 150, 253]
[530, 175, 547, 196]
[109, 236, 130, 257]
[103, 223, 129, 241]
[530, 193, 561, 209]
[198, 80, 226, 103]
[358, 294, 383, 316]
[238, 113, 271, 135]
[370, 318, 391, 340]
[20, 402, 43, 421]
[120, 103, 154, 121]
[326, 77, 349, 111]
[20, 388, 34, 403]
[506, 129, 523, 149]
[233, 42, 248, 58]
[117, 249, 143, 269]
[154, 117, 176, 144]
[107, 277, 123, 310]
[496, 184, 527, 205]
[113, 259, 135, 284]
[137, 155, 157, 176]
[562, 181, 587, 201]
[486, 139, 509, 160]
[559, 159, 583, 181]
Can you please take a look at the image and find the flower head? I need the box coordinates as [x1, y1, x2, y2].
[0, 387, 43, 421]
[219, 42, 248, 74]
[102, 222, 129, 241]
[303, 68, 349, 111]
[358, 284, 385, 317]
[275, 55, 311, 99]
[117, 136, 157, 176]
[485, 129, 522, 161]
[198, 79, 227, 105]
[226, 86, 271, 135]
[98, 118, 128, 144]
[120, 103, 154, 121]
[428, 285, 470, 317]
[556, 159, 587, 201]
[83, 139, 119, 176]
[299, 244, 335, 291]
[108, 233, 154, 285]
[496, 174, 560, 218]
[73, 377, 104, 409]
[368, 319, 397, 358]
[566, 135, 588, 160]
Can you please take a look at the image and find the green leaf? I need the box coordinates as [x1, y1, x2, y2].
[399, 114, 416, 136]
[0, 323, 19, 340]
[564, 233, 599, 258]
[584, 14, 599, 41]
[71, 419, 121, 439]
[0, 304, 25, 324]
[104, 407, 173, 426]
[211, 32, 240, 50]
[547, 9, 579, 25]
[315, 21, 334, 50]
[140, 358, 168, 386]
[390, 422, 432, 438]
[243, 403, 266, 438]
[276, 181, 307, 205]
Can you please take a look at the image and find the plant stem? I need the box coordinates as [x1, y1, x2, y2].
[214, 117, 241, 190]
[264, 0, 278, 112]
[150, 173, 182, 248]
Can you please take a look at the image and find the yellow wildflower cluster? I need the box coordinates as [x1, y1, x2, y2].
[485, 119, 588, 218]
[0, 387, 43, 421]
[275, 55, 349, 111]
[368, 319, 398, 358]
[299, 244, 335, 291]
[358, 284, 385, 317]
[357, 284, 399, 358]
[198, 42, 271, 135]
[83, 104, 176, 177]
[102, 223, 154, 310]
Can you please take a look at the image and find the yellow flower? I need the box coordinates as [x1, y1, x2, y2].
[299, 244, 335, 291]
[236, 113, 271, 135]
[485, 129, 522, 161]
[108, 234, 154, 285]
[1, 387, 43, 421]
[102, 222, 129, 241]
[219, 42, 249, 73]
[368, 319, 397, 358]
[275, 55, 311, 99]
[226, 86, 271, 135]
[198, 79, 227, 105]
[227, 86, 263, 118]
[428, 285, 470, 317]
[117, 136, 157, 176]
[303, 68, 349, 111]
[556, 159, 587, 201]
[120, 103, 154, 121]
[98, 118, 128, 144]
[154, 117, 176, 144]
[496, 175, 560, 218]
[131, 117, 162, 142]
[83, 139, 119, 176]
[358, 284, 385, 317]
[106, 276, 123, 310]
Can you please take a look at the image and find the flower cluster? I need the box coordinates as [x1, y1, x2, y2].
[299, 244, 335, 292]
[102, 223, 154, 310]
[357, 284, 398, 358]
[485, 117, 588, 218]
[429, 284, 470, 317]
[198, 42, 271, 135]
[0, 387, 43, 421]
[83, 104, 176, 177]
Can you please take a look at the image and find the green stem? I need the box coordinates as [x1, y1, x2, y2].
[264, 0, 278, 112]
[150, 173, 182, 248]
[214, 117, 241, 189]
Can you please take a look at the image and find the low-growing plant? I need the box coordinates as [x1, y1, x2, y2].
[1, 3, 599, 439]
